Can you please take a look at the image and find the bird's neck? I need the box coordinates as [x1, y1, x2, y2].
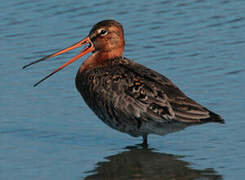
[79, 48, 123, 73]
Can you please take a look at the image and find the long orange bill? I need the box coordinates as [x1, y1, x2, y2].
[23, 36, 94, 87]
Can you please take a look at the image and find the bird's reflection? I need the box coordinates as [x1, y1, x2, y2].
[83, 145, 222, 180]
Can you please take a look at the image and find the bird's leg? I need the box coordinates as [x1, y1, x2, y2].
[142, 134, 148, 148]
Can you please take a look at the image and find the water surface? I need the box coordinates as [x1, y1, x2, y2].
[1, 0, 245, 179]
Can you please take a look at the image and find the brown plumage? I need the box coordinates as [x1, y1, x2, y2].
[23, 20, 224, 146]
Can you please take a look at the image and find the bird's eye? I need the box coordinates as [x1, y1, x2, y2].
[99, 29, 108, 36]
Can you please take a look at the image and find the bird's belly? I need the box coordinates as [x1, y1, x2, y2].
[90, 105, 144, 137]
[91, 107, 187, 137]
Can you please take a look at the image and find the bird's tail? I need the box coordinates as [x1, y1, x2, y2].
[200, 110, 225, 124]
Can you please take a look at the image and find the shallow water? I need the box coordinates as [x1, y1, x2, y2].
[1, 0, 245, 179]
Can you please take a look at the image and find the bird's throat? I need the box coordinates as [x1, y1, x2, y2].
[79, 49, 123, 73]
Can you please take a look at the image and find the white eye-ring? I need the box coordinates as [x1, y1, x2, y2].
[99, 29, 108, 36]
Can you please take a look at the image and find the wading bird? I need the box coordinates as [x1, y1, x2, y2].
[23, 20, 224, 147]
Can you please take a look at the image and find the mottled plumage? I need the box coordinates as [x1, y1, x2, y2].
[76, 56, 223, 141]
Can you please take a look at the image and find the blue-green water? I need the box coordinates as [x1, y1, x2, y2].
[1, 0, 245, 179]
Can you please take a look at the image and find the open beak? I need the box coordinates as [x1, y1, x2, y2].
[23, 36, 94, 87]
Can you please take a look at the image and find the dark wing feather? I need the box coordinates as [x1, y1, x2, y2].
[113, 58, 224, 124]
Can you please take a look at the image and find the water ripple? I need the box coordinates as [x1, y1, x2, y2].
[1, 0, 245, 179]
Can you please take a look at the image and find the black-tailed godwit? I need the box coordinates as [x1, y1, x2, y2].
[23, 20, 224, 147]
